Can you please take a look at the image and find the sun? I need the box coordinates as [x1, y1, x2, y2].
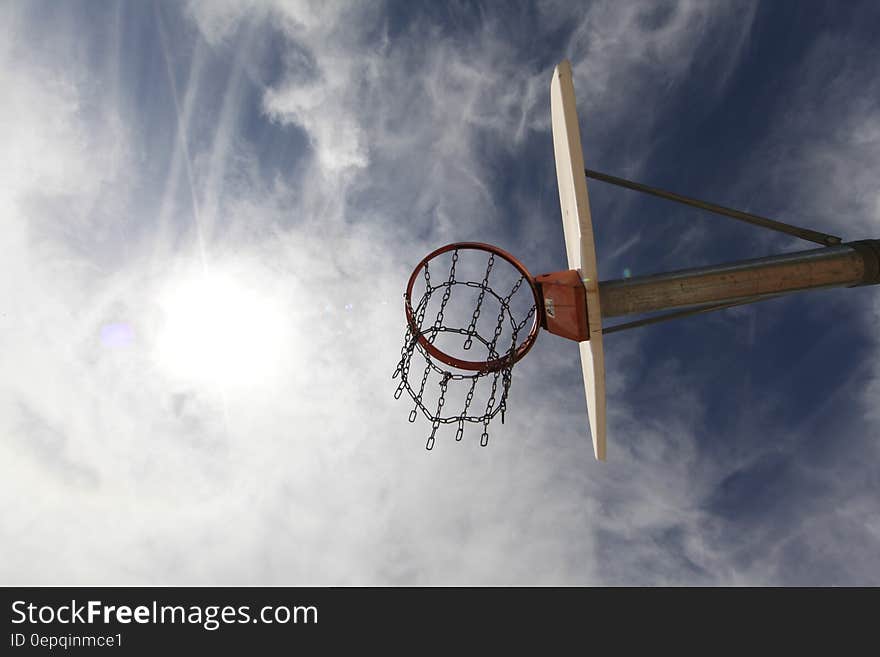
[155, 269, 287, 388]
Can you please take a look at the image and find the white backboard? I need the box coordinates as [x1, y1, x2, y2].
[550, 60, 607, 461]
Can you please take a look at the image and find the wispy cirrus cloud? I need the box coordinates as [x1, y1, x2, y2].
[2, 0, 877, 586]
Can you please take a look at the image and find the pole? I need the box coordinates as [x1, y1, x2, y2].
[584, 168, 842, 247]
[598, 240, 880, 319]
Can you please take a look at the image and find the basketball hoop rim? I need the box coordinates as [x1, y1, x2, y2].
[404, 242, 542, 373]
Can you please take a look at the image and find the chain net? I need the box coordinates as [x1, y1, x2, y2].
[393, 247, 537, 449]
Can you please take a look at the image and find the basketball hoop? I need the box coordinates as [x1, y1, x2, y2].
[393, 242, 542, 449]
[393, 60, 879, 461]
[393, 236, 880, 453]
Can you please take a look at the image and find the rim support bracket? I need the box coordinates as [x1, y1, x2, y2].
[535, 269, 590, 342]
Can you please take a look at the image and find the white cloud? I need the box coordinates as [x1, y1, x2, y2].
[4, 0, 876, 586]
[1, 0, 744, 585]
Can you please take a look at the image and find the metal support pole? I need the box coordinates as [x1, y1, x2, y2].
[599, 240, 880, 319]
[585, 168, 842, 246]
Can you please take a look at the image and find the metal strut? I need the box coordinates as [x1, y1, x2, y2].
[601, 294, 783, 335]
[584, 168, 842, 247]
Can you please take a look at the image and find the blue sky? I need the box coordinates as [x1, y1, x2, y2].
[2, 0, 879, 585]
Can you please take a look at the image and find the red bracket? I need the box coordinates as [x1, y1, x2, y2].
[535, 269, 589, 342]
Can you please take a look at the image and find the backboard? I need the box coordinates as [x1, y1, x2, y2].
[550, 60, 607, 461]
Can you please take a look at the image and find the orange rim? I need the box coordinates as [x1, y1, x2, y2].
[405, 242, 541, 373]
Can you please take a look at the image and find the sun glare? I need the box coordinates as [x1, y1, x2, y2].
[155, 270, 287, 388]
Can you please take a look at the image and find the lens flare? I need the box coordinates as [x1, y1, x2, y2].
[100, 322, 135, 348]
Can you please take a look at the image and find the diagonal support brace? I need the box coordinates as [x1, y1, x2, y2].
[585, 168, 842, 247]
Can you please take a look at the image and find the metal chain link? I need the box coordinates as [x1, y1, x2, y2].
[429, 249, 458, 343]
[463, 253, 495, 350]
